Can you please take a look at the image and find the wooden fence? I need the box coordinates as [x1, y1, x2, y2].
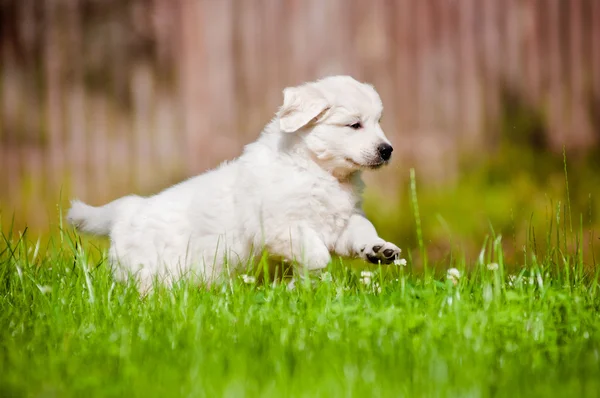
[1, 0, 599, 231]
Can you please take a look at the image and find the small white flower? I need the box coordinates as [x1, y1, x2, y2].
[373, 282, 382, 294]
[446, 268, 460, 285]
[320, 272, 333, 282]
[487, 262, 499, 271]
[507, 274, 516, 287]
[360, 271, 374, 285]
[240, 274, 256, 284]
[394, 258, 407, 266]
[447, 268, 460, 279]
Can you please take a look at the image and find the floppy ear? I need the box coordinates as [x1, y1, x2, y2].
[278, 85, 330, 133]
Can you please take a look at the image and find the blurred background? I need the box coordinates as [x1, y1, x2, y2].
[1, 0, 599, 265]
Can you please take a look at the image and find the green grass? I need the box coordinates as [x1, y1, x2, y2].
[1, 218, 599, 397]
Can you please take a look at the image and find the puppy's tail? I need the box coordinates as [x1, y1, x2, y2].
[66, 195, 140, 236]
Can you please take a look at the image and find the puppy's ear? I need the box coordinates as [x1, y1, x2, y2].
[278, 85, 329, 133]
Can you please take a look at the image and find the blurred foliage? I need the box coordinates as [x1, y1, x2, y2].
[368, 146, 598, 263]
[365, 94, 600, 269]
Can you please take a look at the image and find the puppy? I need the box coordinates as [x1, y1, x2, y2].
[68, 75, 401, 290]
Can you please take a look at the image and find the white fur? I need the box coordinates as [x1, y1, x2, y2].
[67, 75, 400, 290]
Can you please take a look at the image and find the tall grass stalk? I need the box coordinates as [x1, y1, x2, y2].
[409, 168, 427, 277]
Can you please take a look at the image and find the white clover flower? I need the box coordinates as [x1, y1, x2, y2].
[487, 262, 499, 271]
[360, 271, 374, 285]
[394, 258, 407, 266]
[373, 282, 382, 294]
[447, 268, 460, 279]
[320, 271, 333, 283]
[446, 268, 460, 285]
[240, 274, 256, 284]
[507, 274, 516, 287]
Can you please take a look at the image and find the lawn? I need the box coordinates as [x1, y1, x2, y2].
[1, 214, 599, 398]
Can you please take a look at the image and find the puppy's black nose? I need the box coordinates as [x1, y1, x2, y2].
[378, 143, 393, 161]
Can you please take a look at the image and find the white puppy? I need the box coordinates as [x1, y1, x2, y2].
[68, 75, 400, 290]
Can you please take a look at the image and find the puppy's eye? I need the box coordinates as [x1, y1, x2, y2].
[348, 122, 362, 130]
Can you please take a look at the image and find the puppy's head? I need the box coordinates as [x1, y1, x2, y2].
[277, 75, 393, 177]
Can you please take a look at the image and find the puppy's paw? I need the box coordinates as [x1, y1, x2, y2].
[359, 239, 401, 264]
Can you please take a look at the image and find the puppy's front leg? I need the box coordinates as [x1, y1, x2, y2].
[335, 213, 400, 264]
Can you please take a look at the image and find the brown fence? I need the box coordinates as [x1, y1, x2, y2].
[1, 0, 599, 232]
